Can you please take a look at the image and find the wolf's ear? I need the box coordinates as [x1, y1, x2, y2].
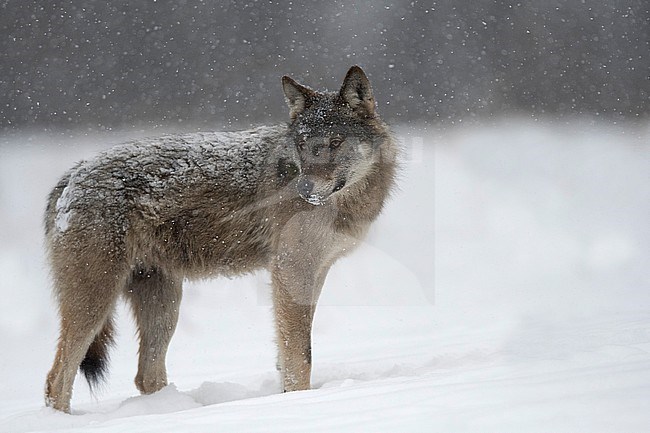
[282, 76, 316, 120]
[340, 66, 375, 117]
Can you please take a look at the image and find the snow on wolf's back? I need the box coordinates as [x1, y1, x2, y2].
[50, 126, 291, 233]
[46, 125, 297, 277]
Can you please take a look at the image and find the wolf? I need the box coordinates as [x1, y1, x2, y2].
[44, 66, 398, 412]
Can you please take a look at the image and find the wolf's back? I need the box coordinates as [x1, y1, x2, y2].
[44, 125, 294, 239]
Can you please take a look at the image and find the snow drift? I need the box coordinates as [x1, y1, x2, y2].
[0, 119, 648, 432]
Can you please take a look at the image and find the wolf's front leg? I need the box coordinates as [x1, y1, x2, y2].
[271, 262, 328, 392]
[273, 290, 313, 391]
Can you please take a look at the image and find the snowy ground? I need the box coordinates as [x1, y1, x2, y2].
[0, 119, 648, 432]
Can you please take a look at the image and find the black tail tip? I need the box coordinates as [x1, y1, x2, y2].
[79, 354, 110, 393]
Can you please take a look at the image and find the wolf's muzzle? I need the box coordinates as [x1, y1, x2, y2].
[298, 179, 314, 198]
[297, 179, 324, 205]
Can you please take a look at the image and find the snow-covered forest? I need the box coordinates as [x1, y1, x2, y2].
[1, 1, 648, 130]
[1, 1, 649, 432]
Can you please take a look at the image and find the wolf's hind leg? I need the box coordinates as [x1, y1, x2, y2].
[125, 267, 182, 395]
[45, 268, 122, 413]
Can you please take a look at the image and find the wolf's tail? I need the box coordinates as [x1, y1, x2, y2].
[79, 314, 116, 392]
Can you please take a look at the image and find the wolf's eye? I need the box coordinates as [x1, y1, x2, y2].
[297, 136, 307, 150]
[329, 137, 344, 149]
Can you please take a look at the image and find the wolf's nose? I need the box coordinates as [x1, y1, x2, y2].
[298, 179, 314, 197]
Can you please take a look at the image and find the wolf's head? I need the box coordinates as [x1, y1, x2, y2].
[282, 66, 390, 206]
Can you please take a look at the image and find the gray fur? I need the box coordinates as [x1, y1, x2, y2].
[44, 66, 398, 412]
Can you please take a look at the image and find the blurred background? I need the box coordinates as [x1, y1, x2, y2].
[1, 0, 649, 132]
